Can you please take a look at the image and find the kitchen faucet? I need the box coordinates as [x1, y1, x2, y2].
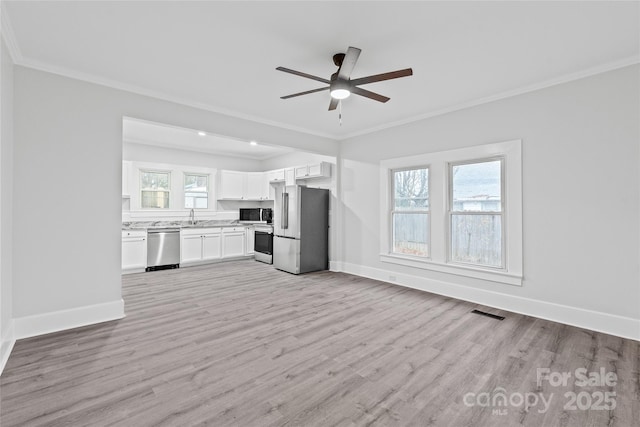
[189, 208, 195, 225]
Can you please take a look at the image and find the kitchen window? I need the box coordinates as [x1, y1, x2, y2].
[140, 170, 170, 209]
[184, 173, 209, 209]
[391, 167, 430, 257]
[379, 140, 523, 286]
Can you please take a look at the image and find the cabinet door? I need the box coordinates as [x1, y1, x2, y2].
[122, 237, 147, 271]
[307, 163, 328, 177]
[219, 170, 246, 199]
[285, 168, 296, 185]
[223, 232, 245, 258]
[245, 227, 255, 255]
[294, 165, 308, 179]
[267, 169, 285, 183]
[202, 234, 222, 260]
[122, 161, 132, 196]
[261, 175, 271, 200]
[246, 172, 264, 200]
[181, 235, 203, 263]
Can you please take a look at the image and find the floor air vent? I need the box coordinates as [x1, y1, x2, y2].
[471, 309, 505, 321]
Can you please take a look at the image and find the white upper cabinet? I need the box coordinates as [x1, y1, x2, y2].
[218, 170, 246, 200]
[266, 169, 285, 183]
[122, 161, 132, 197]
[246, 172, 269, 200]
[218, 170, 269, 200]
[294, 162, 331, 180]
[285, 168, 296, 185]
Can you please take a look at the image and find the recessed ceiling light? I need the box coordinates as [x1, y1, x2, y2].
[197, 131, 206, 136]
[250, 141, 258, 146]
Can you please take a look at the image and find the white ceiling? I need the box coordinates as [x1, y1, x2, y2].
[3, 1, 639, 139]
[123, 117, 293, 160]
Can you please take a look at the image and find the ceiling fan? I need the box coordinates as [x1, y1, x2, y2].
[276, 46, 413, 111]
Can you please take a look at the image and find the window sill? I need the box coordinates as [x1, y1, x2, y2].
[379, 253, 522, 286]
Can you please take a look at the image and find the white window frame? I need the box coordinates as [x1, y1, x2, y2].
[380, 140, 523, 286]
[184, 172, 210, 209]
[140, 169, 171, 210]
[447, 157, 505, 269]
[390, 166, 431, 259]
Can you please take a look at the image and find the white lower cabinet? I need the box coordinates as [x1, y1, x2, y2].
[181, 228, 222, 265]
[181, 226, 251, 265]
[203, 233, 222, 260]
[122, 230, 147, 274]
[181, 233, 206, 264]
[245, 226, 255, 255]
[222, 227, 245, 258]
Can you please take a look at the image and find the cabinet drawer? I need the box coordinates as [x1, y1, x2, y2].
[122, 230, 147, 239]
[223, 227, 245, 233]
[181, 227, 222, 236]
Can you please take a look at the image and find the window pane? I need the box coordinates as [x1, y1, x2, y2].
[393, 213, 429, 257]
[185, 174, 208, 191]
[185, 174, 208, 209]
[394, 168, 428, 210]
[185, 193, 208, 209]
[451, 214, 502, 267]
[141, 191, 170, 209]
[452, 160, 501, 212]
[141, 171, 170, 191]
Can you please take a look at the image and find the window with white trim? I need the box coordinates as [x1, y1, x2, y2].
[184, 173, 209, 209]
[380, 140, 523, 286]
[140, 170, 170, 209]
[449, 159, 503, 268]
[392, 167, 430, 257]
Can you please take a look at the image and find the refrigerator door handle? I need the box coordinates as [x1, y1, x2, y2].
[282, 192, 289, 229]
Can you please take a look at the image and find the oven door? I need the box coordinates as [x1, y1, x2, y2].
[255, 231, 273, 255]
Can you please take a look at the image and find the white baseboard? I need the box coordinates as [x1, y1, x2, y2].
[0, 320, 16, 376]
[13, 299, 125, 340]
[334, 261, 640, 342]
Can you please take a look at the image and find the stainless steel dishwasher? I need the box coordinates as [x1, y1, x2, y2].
[146, 228, 180, 271]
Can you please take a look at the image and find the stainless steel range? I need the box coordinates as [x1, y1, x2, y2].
[254, 224, 274, 264]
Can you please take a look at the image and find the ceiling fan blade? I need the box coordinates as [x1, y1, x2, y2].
[276, 67, 330, 84]
[328, 97, 339, 111]
[337, 46, 361, 80]
[350, 68, 413, 86]
[281, 87, 329, 99]
[351, 86, 390, 103]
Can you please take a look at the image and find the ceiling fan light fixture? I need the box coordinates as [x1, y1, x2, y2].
[330, 88, 351, 100]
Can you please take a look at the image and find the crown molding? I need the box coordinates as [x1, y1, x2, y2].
[14, 55, 339, 140]
[337, 55, 640, 140]
[0, 2, 23, 63]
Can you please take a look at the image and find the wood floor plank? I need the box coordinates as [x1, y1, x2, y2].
[1, 260, 638, 426]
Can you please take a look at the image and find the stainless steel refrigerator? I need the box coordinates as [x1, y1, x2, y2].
[273, 185, 329, 274]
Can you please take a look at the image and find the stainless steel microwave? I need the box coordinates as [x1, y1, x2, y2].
[239, 208, 273, 224]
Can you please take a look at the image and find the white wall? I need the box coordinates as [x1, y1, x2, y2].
[339, 65, 640, 339]
[12, 66, 337, 337]
[0, 36, 15, 371]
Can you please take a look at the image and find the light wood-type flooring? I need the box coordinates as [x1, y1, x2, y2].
[1, 260, 638, 426]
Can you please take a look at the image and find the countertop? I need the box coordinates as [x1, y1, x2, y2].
[122, 220, 246, 230]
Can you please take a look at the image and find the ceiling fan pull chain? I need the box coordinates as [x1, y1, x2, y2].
[339, 100, 343, 126]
